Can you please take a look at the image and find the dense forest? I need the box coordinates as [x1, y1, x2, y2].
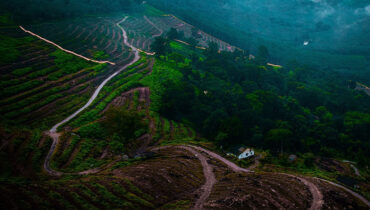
[150, 29, 370, 166]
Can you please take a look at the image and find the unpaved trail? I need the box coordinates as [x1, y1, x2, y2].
[191, 145, 369, 208]
[189, 145, 250, 173]
[44, 16, 140, 176]
[19, 26, 116, 65]
[316, 178, 370, 207]
[153, 146, 216, 210]
[350, 164, 361, 177]
[178, 146, 216, 210]
[190, 146, 324, 209]
[299, 177, 323, 210]
[283, 174, 324, 210]
[153, 145, 370, 209]
[144, 16, 163, 38]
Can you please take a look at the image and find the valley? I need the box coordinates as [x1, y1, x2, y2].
[0, 2, 369, 209]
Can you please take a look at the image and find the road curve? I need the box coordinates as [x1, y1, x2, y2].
[189, 145, 250, 173]
[151, 145, 216, 210]
[144, 16, 163, 38]
[190, 146, 324, 209]
[283, 173, 323, 210]
[316, 178, 370, 207]
[44, 16, 140, 176]
[191, 145, 370, 209]
[153, 145, 370, 209]
[301, 177, 324, 210]
[178, 146, 216, 210]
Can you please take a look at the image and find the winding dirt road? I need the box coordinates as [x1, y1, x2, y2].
[144, 16, 163, 38]
[172, 145, 323, 209]
[44, 16, 140, 176]
[189, 145, 250, 173]
[283, 173, 324, 210]
[189, 145, 370, 209]
[302, 178, 324, 210]
[316, 178, 370, 207]
[189, 145, 323, 209]
[189, 146, 325, 209]
[178, 146, 216, 210]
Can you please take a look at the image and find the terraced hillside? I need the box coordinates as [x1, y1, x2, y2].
[26, 17, 133, 66]
[0, 22, 114, 177]
[120, 16, 163, 53]
[148, 14, 236, 52]
[0, 3, 369, 210]
[0, 13, 198, 176]
[0, 27, 109, 127]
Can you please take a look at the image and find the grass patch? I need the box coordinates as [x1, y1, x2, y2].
[11, 67, 33, 76]
[0, 14, 13, 25]
[91, 50, 109, 59]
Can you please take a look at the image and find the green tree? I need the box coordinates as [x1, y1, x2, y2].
[256, 45, 269, 64]
[166, 27, 179, 40]
[265, 128, 292, 153]
[151, 36, 171, 56]
[102, 107, 148, 151]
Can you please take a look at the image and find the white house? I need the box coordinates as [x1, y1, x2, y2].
[238, 148, 254, 160]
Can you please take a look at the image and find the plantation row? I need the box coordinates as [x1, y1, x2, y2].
[0, 145, 213, 209]
[0, 14, 160, 128]
[149, 15, 235, 52]
[0, 176, 154, 209]
[121, 16, 162, 52]
[45, 56, 151, 172]
[47, 55, 196, 172]
[0, 127, 52, 177]
[26, 17, 128, 63]
[0, 27, 113, 128]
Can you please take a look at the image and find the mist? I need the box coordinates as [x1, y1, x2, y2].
[148, 0, 370, 81]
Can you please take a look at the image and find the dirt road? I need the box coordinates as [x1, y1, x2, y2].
[189, 146, 324, 209]
[283, 173, 324, 210]
[190, 145, 370, 209]
[316, 178, 370, 207]
[144, 16, 163, 38]
[44, 16, 140, 176]
[189, 145, 250, 173]
[178, 146, 216, 210]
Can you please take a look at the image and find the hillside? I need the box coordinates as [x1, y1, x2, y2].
[0, 2, 369, 209]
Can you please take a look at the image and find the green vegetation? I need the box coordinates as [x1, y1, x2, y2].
[0, 35, 33, 65]
[0, 14, 13, 24]
[67, 56, 149, 128]
[11, 67, 33, 76]
[0, 39, 107, 126]
[149, 33, 370, 167]
[102, 107, 148, 153]
[0, 2, 369, 208]
[91, 50, 109, 59]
